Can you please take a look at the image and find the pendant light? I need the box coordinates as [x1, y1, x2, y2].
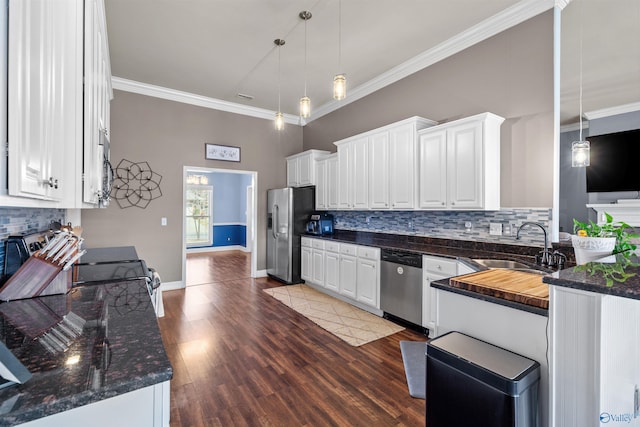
[274, 39, 285, 131]
[571, 2, 590, 167]
[333, 0, 346, 100]
[299, 11, 312, 118]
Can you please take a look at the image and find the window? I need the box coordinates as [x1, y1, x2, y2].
[186, 185, 212, 247]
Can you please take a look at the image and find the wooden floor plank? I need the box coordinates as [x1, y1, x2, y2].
[159, 251, 426, 426]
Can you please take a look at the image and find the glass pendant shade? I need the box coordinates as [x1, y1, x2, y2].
[571, 140, 590, 167]
[299, 96, 311, 118]
[275, 112, 284, 130]
[333, 74, 346, 100]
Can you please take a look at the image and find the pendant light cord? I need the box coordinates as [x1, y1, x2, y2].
[578, 2, 584, 141]
[304, 16, 308, 97]
[338, 0, 342, 72]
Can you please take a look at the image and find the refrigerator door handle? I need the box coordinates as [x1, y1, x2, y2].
[273, 204, 279, 239]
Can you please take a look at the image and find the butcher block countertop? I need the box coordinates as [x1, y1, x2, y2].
[449, 270, 549, 309]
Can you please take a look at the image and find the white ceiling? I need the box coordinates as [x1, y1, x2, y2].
[104, 0, 640, 126]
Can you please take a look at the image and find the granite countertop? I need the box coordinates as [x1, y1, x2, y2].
[0, 279, 173, 426]
[544, 254, 640, 301]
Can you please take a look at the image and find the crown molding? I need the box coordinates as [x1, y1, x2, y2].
[583, 101, 640, 121]
[111, 77, 303, 126]
[311, 0, 556, 120]
[560, 121, 588, 133]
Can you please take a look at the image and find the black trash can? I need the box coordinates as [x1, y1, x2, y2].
[426, 331, 540, 427]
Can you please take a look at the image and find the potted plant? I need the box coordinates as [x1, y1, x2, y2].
[572, 212, 638, 265]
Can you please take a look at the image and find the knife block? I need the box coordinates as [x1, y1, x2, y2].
[0, 256, 72, 302]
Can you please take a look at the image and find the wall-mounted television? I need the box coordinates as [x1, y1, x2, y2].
[585, 128, 640, 193]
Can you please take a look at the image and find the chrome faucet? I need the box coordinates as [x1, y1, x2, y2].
[516, 222, 552, 266]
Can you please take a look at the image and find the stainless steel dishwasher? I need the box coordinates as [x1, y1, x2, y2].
[380, 248, 423, 326]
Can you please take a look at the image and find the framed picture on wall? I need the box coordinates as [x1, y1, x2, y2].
[205, 143, 241, 162]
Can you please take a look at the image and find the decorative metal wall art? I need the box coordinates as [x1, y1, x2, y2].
[110, 159, 163, 209]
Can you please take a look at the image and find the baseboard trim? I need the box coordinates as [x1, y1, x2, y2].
[160, 280, 184, 291]
[255, 269, 268, 278]
[187, 245, 248, 254]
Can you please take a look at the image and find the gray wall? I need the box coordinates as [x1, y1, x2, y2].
[81, 90, 303, 282]
[303, 11, 555, 208]
[559, 110, 640, 231]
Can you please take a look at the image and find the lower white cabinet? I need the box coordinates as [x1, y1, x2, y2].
[356, 247, 380, 308]
[302, 238, 380, 310]
[311, 239, 325, 286]
[422, 255, 458, 334]
[301, 237, 312, 282]
[324, 242, 340, 292]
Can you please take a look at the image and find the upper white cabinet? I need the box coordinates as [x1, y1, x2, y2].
[83, 0, 113, 205]
[6, 0, 112, 208]
[334, 116, 436, 211]
[8, 0, 82, 203]
[335, 135, 368, 209]
[418, 112, 504, 210]
[368, 131, 390, 209]
[316, 153, 339, 210]
[287, 149, 329, 187]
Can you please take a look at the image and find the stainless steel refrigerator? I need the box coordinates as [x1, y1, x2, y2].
[267, 186, 315, 284]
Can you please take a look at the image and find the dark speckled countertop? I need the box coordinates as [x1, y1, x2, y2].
[544, 254, 640, 300]
[0, 279, 172, 426]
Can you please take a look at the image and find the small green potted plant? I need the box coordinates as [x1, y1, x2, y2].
[572, 212, 638, 265]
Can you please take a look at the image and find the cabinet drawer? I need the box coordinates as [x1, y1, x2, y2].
[325, 241, 340, 252]
[340, 244, 358, 256]
[301, 237, 312, 248]
[357, 246, 380, 260]
[423, 255, 457, 276]
[311, 239, 325, 250]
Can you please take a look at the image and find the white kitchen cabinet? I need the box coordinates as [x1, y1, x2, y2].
[388, 123, 417, 209]
[324, 242, 340, 293]
[326, 154, 339, 209]
[368, 131, 390, 209]
[549, 286, 640, 427]
[337, 142, 351, 209]
[339, 244, 358, 299]
[311, 239, 325, 286]
[83, 0, 112, 205]
[6, 0, 112, 208]
[301, 237, 312, 282]
[356, 246, 380, 308]
[8, 0, 82, 203]
[422, 255, 458, 335]
[286, 149, 329, 187]
[336, 136, 368, 210]
[314, 157, 327, 210]
[418, 112, 504, 210]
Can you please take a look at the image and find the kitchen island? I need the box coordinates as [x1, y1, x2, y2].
[544, 255, 640, 427]
[0, 279, 172, 427]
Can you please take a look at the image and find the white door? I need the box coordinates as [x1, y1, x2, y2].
[388, 124, 415, 209]
[368, 131, 389, 209]
[447, 121, 483, 209]
[418, 129, 448, 209]
[337, 143, 351, 209]
[356, 258, 378, 307]
[352, 136, 369, 209]
[315, 158, 327, 210]
[301, 246, 312, 282]
[324, 251, 340, 292]
[327, 155, 339, 209]
[311, 249, 325, 286]
[339, 254, 357, 299]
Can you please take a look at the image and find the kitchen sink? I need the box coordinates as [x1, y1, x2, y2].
[472, 259, 531, 269]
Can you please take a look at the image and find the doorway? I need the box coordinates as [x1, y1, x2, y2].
[182, 166, 258, 287]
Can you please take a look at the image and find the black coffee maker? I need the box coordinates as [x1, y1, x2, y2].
[306, 213, 334, 236]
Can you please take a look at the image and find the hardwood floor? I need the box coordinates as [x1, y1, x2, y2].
[159, 252, 427, 426]
[186, 251, 251, 286]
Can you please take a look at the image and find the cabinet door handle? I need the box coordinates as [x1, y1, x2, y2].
[45, 177, 59, 189]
